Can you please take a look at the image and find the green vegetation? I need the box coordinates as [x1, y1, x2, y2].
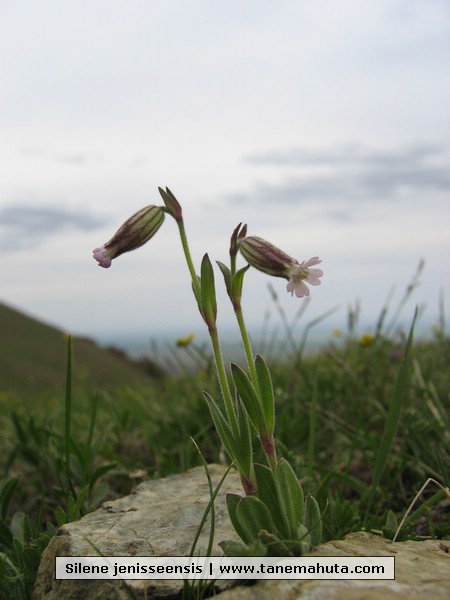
[0, 302, 163, 395]
[0, 300, 449, 598]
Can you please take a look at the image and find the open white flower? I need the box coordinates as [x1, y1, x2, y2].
[238, 234, 324, 299]
[286, 257, 323, 297]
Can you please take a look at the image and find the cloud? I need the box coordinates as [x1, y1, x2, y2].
[0, 204, 105, 251]
[20, 147, 104, 166]
[245, 143, 443, 168]
[239, 143, 450, 209]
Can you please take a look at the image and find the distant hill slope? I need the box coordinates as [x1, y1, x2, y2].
[0, 301, 163, 395]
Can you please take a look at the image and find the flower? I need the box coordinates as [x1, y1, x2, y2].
[93, 247, 113, 268]
[359, 333, 375, 347]
[286, 257, 323, 298]
[238, 235, 323, 298]
[93, 205, 165, 268]
[176, 333, 195, 347]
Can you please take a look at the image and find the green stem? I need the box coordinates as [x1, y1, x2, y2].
[230, 252, 237, 278]
[208, 325, 239, 439]
[234, 303, 277, 468]
[176, 217, 238, 438]
[234, 305, 259, 391]
[177, 218, 201, 300]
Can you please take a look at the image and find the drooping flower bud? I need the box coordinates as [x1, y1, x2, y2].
[93, 205, 165, 268]
[238, 235, 323, 298]
[238, 236, 298, 278]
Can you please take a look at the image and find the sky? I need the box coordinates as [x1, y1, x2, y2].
[1, 0, 449, 355]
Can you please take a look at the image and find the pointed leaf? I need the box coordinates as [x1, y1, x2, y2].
[254, 463, 289, 539]
[274, 458, 304, 539]
[216, 261, 232, 298]
[231, 265, 250, 305]
[55, 506, 68, 527]
[203, 392, 239, 463]
[236, 496, 278, 542]
[231, 363, 265, 433]
[204, 392, 251, 481]
[226, 494, 250, 544]
[200, 254, 217, 328]
[295, 523, 312, 555]
[304, 494, 322, 547]
[384, 509, 398, 532]
[191, 277, 202, 315]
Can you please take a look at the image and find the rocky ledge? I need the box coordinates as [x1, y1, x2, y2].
[33, 464, 450, 599]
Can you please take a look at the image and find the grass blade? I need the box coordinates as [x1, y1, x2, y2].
[364, 306, 418, 524]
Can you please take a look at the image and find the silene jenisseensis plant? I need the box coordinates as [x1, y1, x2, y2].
[93, 188, 324, 557]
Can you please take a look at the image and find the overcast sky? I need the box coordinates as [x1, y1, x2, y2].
[1, 0, 449, 353]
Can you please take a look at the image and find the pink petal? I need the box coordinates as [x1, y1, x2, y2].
[287, 278, 310, 297]
[93, 247, 112, 268]
[295, 281, 310, 297]
[306, 268, 324, 285]
[304, 256, 322, 268]
[307, 277, 322, 286]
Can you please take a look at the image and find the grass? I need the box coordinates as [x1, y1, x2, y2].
[0, 301, 163, 395]
[0, 290, 449, 598]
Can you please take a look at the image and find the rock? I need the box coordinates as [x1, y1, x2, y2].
[219, 533, 450, 600]
[33, 464, 450, 599]
[32, 464, 243, 599]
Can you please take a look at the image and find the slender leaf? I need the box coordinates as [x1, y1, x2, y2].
[226, 494, 250, 544]
[236, 496, 278, 541]
[304, 494, 322, 547]
[295, 523, 312, 555]
[200, 254, 217, 328]
[231, 363, 265, 433]
[191, 278, 202, 314]
[274, 458, 304, 539]
[216, 261, 232, 298]
[204, 392, 252, 481]
[254, 464, 288, 539]
[203, 392, 239, 464]
[231, 265, 250, 305]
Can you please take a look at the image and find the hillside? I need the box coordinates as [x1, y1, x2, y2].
[0, 301, 163, 395]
